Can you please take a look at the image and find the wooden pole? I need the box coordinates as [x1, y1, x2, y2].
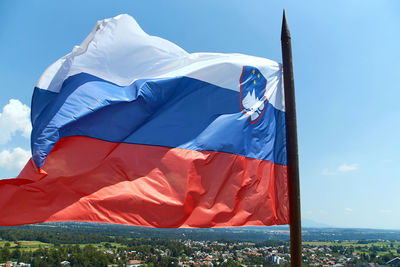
[281, 10, 302, 267]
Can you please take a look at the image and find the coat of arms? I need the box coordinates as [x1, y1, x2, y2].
[240, 66, 267, 124]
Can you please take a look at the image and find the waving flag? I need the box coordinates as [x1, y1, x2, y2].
[0, 14, 288, 227]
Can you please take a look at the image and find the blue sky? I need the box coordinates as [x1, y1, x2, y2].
[0, 0, 399, 229]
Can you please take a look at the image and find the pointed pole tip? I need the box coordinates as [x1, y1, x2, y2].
[281, 9, 290, 40]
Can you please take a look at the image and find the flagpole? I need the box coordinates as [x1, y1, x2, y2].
[281, 10, 302, 267]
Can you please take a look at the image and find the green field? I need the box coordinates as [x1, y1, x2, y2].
[0, 240, 54, 251]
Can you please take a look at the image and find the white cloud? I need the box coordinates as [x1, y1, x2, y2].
[338, 163, 359, 172]
[0, 99, 31, 145]
[0, 147, 31, 171]
[380, 209, 392, 214]
[322, 163, 359, 175]
[344, 208, 353, 213]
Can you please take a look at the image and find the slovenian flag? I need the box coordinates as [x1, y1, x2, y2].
[0, 14, 288, 227]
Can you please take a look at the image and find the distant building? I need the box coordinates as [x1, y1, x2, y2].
[268, 255, 282, 265]
[104, 249, 114, 254]
[126, 260, 144, 267]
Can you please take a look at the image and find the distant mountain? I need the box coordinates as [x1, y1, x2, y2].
[235, 218, 332, 230]
[302, 218, 332, 228]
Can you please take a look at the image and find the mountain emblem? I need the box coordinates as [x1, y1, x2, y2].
[240, 66, 267, 124]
